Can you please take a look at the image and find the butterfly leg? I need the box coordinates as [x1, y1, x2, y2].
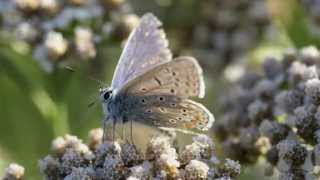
[121, 120, 126, 140]
[130, 119, 134, 144]
[112, 118, 116, 141]
[102, 116, 110, 142]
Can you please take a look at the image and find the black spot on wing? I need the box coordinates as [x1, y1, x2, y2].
[154, 76, 162, 85]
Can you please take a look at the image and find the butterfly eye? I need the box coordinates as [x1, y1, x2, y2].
[103, 91, 112, 100]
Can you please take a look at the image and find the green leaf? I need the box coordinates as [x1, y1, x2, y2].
[269, 0, 320, 48]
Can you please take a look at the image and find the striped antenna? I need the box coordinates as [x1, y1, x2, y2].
[64, 65, 104, 108]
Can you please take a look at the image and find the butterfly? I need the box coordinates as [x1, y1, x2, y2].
[100, 13, 214, 140]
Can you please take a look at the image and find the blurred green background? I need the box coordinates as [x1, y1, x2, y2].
[0, 0, 319, 179]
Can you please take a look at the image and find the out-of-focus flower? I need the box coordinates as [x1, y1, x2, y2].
[167, 0, 272, 74]
[101, 0, 124, 10]
[15, 22, 38, 42]
[113, 14, 140, 40]
[44, 31, 68, 60]
[39, 128, 241, 179]
[0, 0, 136, 72]
[39, 0, 59, 14]
[74, 27, 96, 59]
[1, 163, 25, 180]
[88, 128, 103, 150]
[214, 46, 320, 179]
[14, 0, 40, 12]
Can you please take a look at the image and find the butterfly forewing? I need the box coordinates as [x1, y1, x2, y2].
[120, 56, 205, 99]
[111, 13, 172, 89]
[116, 57, 213, 131]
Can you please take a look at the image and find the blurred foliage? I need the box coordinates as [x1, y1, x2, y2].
[0, 43, 124, 178]
[267, 0, 320, 48]
[1, 0, 320, 179]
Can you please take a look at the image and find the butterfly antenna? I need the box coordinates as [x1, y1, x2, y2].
[88, 76, 106, 88]
[64, 65, 106, 88]
[64, 65, 75, 72]
[87, 96, 100, 108]
[88, 100, 96, 108]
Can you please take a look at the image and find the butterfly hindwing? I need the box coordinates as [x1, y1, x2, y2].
[111, 13, 172, 89]
[121, 95, 213, 131]
[116, 57, 213, 131]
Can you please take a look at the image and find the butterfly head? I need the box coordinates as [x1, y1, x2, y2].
[99, 87, 113, 103]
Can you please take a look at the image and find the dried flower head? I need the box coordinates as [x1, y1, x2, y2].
[184, 160, 209, 180]
[1, 163, 25, 180]
[38, 128, 240, 179]
[214, 46, 320, 179]
[88, 128, 103, 150]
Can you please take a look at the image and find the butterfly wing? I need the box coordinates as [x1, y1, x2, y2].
[111, 13, 172, 89]
[123, 97, 214, 131]
[116, 57, 213, 131]
[120, 56, 205, 98]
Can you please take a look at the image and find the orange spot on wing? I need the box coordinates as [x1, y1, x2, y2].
[184, 113, 202, 129]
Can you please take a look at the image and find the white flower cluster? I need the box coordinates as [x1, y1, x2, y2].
[38, 128, 240, 179]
